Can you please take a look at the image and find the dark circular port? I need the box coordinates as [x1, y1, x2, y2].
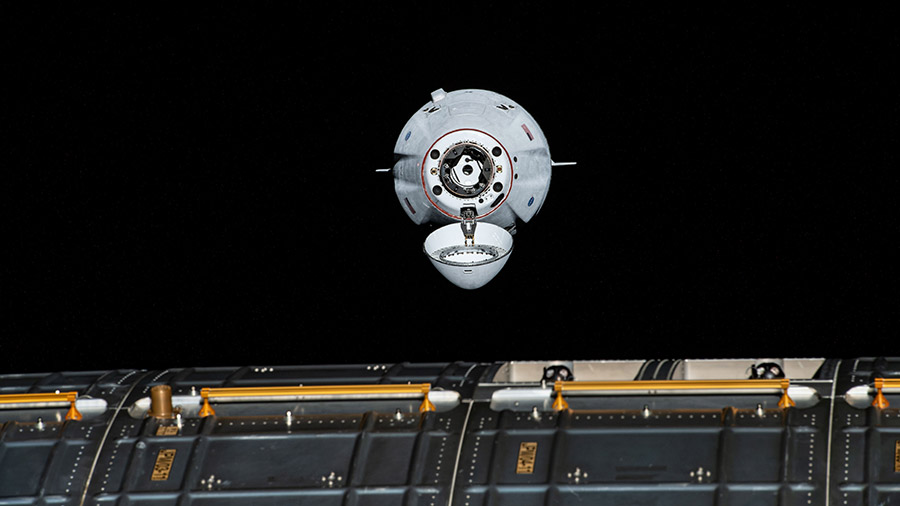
[543, 365, 574, 382]
[492, 146, 502, 157]
[430, 149, 440, 160]
[432, 185, 443, 195]
[514, 174, 518, 179]
[513, 156, 518, 163]
[493, 182, 503, 192]
[438, 142, 494, 198]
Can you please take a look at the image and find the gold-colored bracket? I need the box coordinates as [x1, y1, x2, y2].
[552, 379, 794, 411]
[872, 378, 899, 409]
[198, 383, 436, 417]
[0, 391, 82, 420]
[552, 390, 569, 411]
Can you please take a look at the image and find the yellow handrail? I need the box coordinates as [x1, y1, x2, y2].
[198, 383, 435, 417]
[552, 379, 794, 411]
[872, 378, 900, 409]
[0, 391, 82, 420]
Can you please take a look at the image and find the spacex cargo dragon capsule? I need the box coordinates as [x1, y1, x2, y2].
[391, 88, 563, 289]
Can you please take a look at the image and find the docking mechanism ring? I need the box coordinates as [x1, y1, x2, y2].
[438, 142, 494, 198]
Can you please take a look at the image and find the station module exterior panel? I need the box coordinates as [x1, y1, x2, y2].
[1, 358, 900, 505]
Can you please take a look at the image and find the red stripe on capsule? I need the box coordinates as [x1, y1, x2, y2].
[521, 124, 534, 141]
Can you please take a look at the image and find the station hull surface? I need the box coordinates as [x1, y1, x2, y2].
[1, 358, 899, 505]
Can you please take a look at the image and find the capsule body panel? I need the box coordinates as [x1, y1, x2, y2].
[392, 89, 551, 228]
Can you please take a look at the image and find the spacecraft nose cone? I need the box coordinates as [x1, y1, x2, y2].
[423, 223, 514, 289]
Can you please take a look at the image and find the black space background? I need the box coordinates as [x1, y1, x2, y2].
[5, 5, 898, 374]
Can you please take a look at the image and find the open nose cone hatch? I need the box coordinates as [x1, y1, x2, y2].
[423, 223, 513, 289]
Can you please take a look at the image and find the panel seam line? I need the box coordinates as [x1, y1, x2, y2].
[824, 359, 842, 506]
[78, 370, 153, 506]
[447, 400, 474, 506]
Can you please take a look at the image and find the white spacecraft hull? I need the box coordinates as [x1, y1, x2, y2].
[391, 89, 555, 288]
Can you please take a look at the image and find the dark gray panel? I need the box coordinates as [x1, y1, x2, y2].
[836, 485, 865, 506]
[124, 438, 196, 492]
[872, 427, 900, 483]
[457, 431, 495, 486]
[722, 484, 780, 506]
[93, 440, 136, 494]
[88, 495, 119, 505]
[346, 488, 406, 506]
[487, 486, 547, 506]
[546, 485, 718, 505]
[0, 361, 859, 506]
[39, 497, 75, 505]
[118, 494, 180, 505]
[42, 440, 97, 495]
[166, 368, 237, 387]
[557, 428, 720, 483]
[491, 431, 555, 484]
[724, 428, 783, 483]
[0, 441, 54, 496]
[0, 373, 46, 393]
[186, 490, 346, 506]
[352, 432, 417, 486]
[786, 424, 826, 485]
[831, 401, 900, 505]
[35, 372, 109, 393]
[873, 485, 900, 504]
[406, 487, 447, 506]
[412, 431, 459, 487]
[0, 498, 38, 505]
[194, 434, 358, 490]
[836, 427, 866, 485]
[389, 364, 452, 384]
